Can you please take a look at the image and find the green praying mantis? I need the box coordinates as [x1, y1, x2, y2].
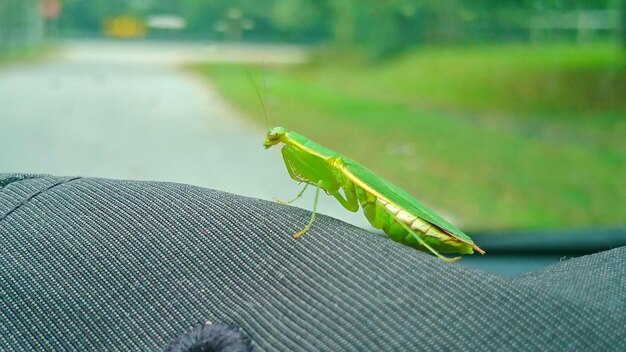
[253, 76, 484, 262]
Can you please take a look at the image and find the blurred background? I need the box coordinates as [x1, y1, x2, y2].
[1, 0, 625, 276]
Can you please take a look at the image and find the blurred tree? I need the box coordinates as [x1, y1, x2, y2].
[0, 0, 44, 53]
[619, 0, 626, 49]
[59, 0, 128, 33]
[270, 0, 325, 41]
[326, 0, 355, 48]
[54, 0, 622, 55]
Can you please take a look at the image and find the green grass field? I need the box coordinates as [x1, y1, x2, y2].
[0, 45, 53, 67]
[190, 43, 626, 231]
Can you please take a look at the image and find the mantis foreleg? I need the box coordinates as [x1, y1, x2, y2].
[329, 181, 359, 212]
[274, 183, 309, 205]
[293, 181, 322, 239]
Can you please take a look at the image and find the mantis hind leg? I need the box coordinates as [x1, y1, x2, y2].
[294, 181, 322, 239]
[274, 183, 309, 205]
[396, 221, 460, 262]
[382, 207, 460, 262]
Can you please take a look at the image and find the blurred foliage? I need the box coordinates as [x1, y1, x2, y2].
[0, 0, 45, 53]
[191, 42, 626, 230]
[57, 0, 626, 57]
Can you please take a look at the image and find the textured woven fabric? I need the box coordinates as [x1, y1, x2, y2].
[0, 174, 624, 351]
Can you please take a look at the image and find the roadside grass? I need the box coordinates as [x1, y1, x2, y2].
[190, 42, 626, 231]
[0, 44, 54, 67]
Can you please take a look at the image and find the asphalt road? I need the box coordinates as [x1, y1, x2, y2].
[0, 40, 370, 230]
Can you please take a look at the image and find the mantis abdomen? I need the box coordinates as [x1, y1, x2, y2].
[354, 184, 476, 255]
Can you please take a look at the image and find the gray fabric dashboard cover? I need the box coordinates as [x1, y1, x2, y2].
[0, 173, 624, 351]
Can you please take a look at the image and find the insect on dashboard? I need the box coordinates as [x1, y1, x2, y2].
[263, 126, 485, 262]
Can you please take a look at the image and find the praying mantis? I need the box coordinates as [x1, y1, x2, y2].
[253, 76, 484, 262]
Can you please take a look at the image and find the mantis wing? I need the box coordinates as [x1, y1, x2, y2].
[342, 158, 475, 245]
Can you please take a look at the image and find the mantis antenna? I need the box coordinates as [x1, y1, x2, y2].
[246, 69, 271, 130]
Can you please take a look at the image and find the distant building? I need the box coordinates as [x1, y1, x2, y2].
[530, 10, 619, 43]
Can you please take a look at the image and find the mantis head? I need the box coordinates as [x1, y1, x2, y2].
[264, 126, 288, 149]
